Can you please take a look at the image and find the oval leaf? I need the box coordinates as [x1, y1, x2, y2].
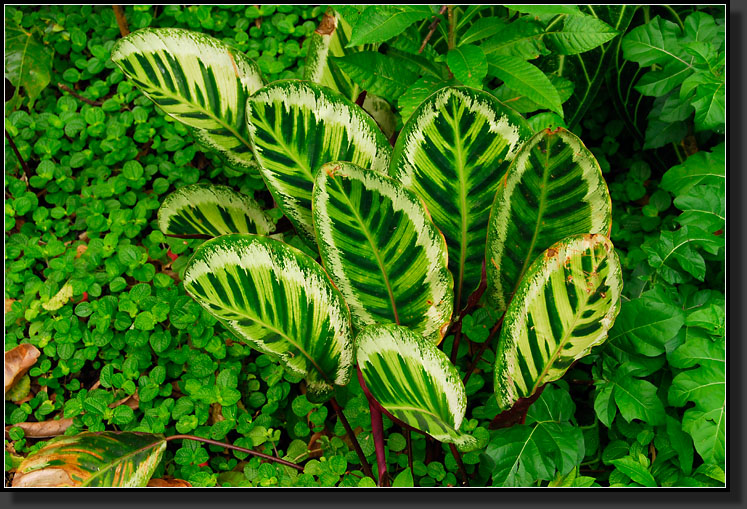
[246, 80, 392, 246]
[347, 6, 432, 47]
[158, 183, 274, 237]
[313, 161, 453, 343]
[111, 28, 264, 171]
[447, 44, 488, 89]
[183, 234, 353, 402]
[494, 234, 623, 411]
[390, 86, 531, 310]
[13, 432, 166, 487]
[486, 55, 563, 115]
[357, 324, 477, 451]
[486, 127, 611, 314]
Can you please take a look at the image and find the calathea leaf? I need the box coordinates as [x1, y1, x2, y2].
[494, 234, 622, 411]
[313, 162, 453, 343]
[356, 324, 477, 451]
[12, 432, 166, 487]
[303, 9, 396, 137]
[245, 80, 392, 246]
[486, 127, 612, 314]
[158, 183, 274, 237]
[483, 384, 584, 486]
[111, 28, 265, 172]
[183, 234, 354, 402]
[390, 86, 531, 310]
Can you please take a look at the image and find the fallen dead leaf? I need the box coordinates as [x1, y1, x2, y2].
[6, 417, 74, 438]
[75, 244, 88, 258]
[5, 298, 16, 314]
[5, 344, 41, 393]
[147, 477, 192, 487]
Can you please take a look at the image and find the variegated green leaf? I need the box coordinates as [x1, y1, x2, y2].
[304, 10, 396, 138]
[111, 28, 264, 171]
[12, 432, 165, 487]
[246, 80, 392, 246]
[389, 86, 531, 310]
[158, 184, 274, 237]
[313, 162, 453, 343]
[183, 234, 353, 402]
[486, 127, 612, 315]
[357, 324, 478, 451]
[494, 234, 622, 411]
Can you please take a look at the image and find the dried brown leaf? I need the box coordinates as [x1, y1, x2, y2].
[4, 344, 40, 393]
[147, 477, 192, 487]
[6, 417, 74, 438]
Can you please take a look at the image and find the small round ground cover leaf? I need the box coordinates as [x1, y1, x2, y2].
[389, 86, 531, 310]
[111, 28, 264, 171]
[486, 127, 612, 315]
[494, 234, 622, 411]
[245, 79, 392, 246]
[313, 161, 453, 343]
[12, 432, 166, 487]
[158, 183, 274, 237]
[357, 324, 477, 451]
[183, 234, 353, 402]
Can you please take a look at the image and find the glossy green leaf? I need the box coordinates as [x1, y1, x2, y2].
[610, 371, 666, 425]
[12, 432, 165, 487]
[660, 143, 725, 196]
[459, 17, 508, 46]
[494, 234, 622, 411]
[483, 385, 584, 486]
[669, 335, 725, 466]
[541, 5, 635, 128]
[507, 5, 583, 17]
[622, 16, 689, 67]
[245, 80, 392, 246]
[397, 76, 455, 123]
[486, 127, 612, 314]
[332, 51, 418, 103]
[480, 18, 546, 60]
[5, 20, 53, 108]
[447, 44, 488, 89]
[642, 226, 724, 284]
[303, 9, 396, 138]
[390, 86, 531, 310]
[357, 324, 477, 450]
[347, 6, 432, 47]
[610, 456, 657, 487]
[674, 184, 725, 233]
[543, 15, 619, 55]
[158, 184, 274, 237]
[487, 55, 562, 115]
[183, 234, 353, 402]
[313, 162, 453, 343]
[111, 28, 264, 171]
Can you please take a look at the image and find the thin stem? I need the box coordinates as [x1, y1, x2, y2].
[447, 6, 457, 50]
[112, 5, 130, 37]
[405, 429, 414, 475]
[330, 398, 374, 480]
[449, 443, 469, 486]
[449, 323, 462, 364]
[58, 83, 102, 106]
[368, 398, 388, 487]
[462, 312, 505, 385]
[5, 130, 30, 178]
[661, 5, 684, 30]
[419, 6, 448, 54]
[165, 434, 303, 471]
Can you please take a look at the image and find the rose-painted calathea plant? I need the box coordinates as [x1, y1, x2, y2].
[16, 14, 624, 487]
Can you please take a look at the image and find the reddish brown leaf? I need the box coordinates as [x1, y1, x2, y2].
[6, 417, 74, 438]
[4, 344, 40, 393]
[147, 477, 192, 487]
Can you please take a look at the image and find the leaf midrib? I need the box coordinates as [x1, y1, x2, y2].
[331, 176, 401, 325]
[82, 438, 164, 486]
[452, 99, 469, 310]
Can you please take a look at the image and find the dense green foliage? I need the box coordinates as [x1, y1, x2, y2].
[5, 5, 725, 488]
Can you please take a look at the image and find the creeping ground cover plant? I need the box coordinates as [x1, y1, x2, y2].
[5, 5, 725, 488]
